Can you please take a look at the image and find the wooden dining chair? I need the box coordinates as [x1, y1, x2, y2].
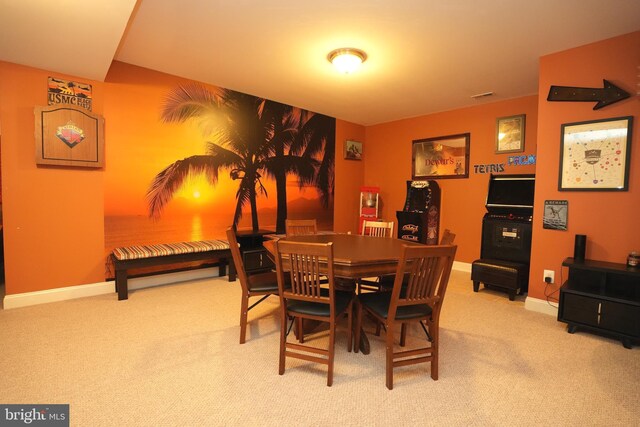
[368, 229, 457, 335]
[355, 243, 457, 389]
[285, 219, 318, 236]
[361, 219, 394, 238]
[358, 220, 395, 294]
[226, 227, 281, 344]
[274, 240, 354, 386]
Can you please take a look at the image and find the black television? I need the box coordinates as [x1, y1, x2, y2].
[485, 174, 535, 214]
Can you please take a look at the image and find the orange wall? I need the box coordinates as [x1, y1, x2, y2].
[334, 120, 366, 234]
[360, 97, 538, 263]
[0, 61, 345, 296]
[1, 32, 637, 300]
[529, 31, 640, 301]
[0, 62, 105, 294]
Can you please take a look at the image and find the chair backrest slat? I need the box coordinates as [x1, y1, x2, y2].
[285, 219, 318, 237]
[362, 220, 394, 238]
[289, 253, 323, 298]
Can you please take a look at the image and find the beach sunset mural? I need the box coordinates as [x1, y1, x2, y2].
[104, 67, 334, 262]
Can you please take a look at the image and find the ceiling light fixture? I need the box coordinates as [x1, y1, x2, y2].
[328, 48, 367, 74]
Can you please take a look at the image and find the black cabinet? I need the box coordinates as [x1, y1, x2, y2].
[397, 211, 431, 244]
[471, 216, 532, 300]
[243, 248, 273, 271]
[228, 229, 275, 280]
[558, 258, 640, 349]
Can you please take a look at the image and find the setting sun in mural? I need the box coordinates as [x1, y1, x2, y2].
[175, 173, 216, 205]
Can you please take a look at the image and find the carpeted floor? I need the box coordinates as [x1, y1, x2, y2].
[1, 270, 638, 426]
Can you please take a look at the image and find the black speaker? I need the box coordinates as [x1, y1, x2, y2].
[574, 234, 586, 262]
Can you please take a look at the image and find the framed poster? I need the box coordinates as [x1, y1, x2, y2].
[543, 200, 568, 230]
[412, 133, 470, 179]
[558, 116, 633, 191]
[496, 114, 525, 154]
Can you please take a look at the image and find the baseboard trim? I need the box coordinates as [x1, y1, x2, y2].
[3, 281, 114, 310]
[524, 296, 559, 316]
[3, 267, 223, 309]
[3, 262, 553, 316]
[453, 261, 471, 273]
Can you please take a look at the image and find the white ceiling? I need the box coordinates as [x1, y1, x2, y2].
[1, 0, 639, 125]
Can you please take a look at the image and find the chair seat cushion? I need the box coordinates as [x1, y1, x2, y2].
[247, 271, 280, 293]
[359, 291, 432, 320]
[287, 290, 353, 317]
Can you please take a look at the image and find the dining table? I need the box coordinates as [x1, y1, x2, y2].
[262, 233, 425, 354]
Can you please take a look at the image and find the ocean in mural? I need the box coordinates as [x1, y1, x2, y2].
[104, 197, 333, 256]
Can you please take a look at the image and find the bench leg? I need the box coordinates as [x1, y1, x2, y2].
[226, 255, 235, 281]
[219, 256, 228, 278]
[115, 269, 129, 300]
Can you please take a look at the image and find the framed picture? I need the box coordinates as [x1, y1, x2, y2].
[496, 114, 526, 153]
[558, 116, 633, 191]
[543, 200, 568, 230]
[412, 133, 470, 179]
[344, 140, 362, 160]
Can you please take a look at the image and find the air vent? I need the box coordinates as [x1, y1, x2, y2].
[471, 91, 494, 99]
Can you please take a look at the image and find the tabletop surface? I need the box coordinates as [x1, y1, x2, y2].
[263, 233, 425, 278]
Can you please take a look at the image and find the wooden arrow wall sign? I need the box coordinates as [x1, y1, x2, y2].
[547, 79, 630, 110]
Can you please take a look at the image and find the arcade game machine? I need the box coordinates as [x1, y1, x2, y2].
[396, 180, 441, 244]
[471, 174, 535, 300]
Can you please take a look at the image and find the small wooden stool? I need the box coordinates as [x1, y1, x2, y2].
[471, 259, 529, 301]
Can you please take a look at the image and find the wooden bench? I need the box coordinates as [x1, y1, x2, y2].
[110, 240, 232, 300]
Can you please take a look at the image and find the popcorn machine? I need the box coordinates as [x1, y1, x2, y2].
[359, 186, 380, 233]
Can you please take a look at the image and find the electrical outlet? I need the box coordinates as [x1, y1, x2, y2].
[543, 269, 555, 284]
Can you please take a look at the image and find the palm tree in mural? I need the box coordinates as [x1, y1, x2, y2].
[146, 83, 335, 233]
[261, 101, 335, 231]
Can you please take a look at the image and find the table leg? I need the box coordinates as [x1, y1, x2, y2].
[358, 327, 370, 354]
[298, 318, 368, 353]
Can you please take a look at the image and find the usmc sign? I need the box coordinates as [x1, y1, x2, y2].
[48, 77, 92, 111]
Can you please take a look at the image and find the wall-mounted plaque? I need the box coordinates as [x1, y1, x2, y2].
[47, 77, 93, 111]
[34, 105, 104, 168]
[543, 200, 568, 230]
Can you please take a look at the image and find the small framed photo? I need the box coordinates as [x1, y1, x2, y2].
[344, 140, 362, 160]
[543, 200, 568, 230]
[559, 116, 633, 191]
[496, 114, 526, 154]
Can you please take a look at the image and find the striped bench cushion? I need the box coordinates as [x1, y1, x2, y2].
[112, 240, 230, 261]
